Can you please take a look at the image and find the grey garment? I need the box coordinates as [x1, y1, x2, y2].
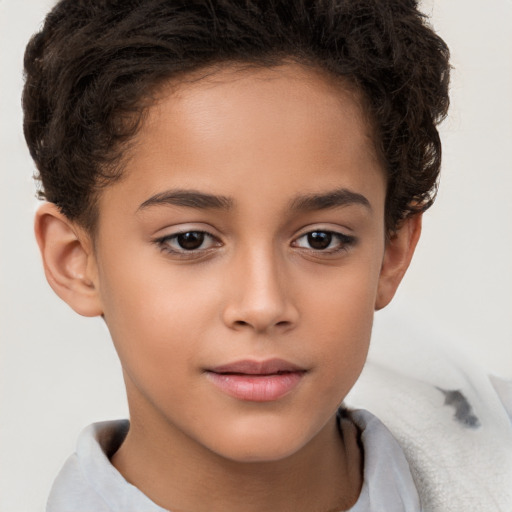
[347, 410, 421, 512]
[46, 420, 165, 512]
[46, 409, 420, 512]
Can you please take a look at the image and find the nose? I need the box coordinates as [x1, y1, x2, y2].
[221, 247, 299, 334]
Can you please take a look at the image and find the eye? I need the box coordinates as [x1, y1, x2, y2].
[155, 230, 219, 254]
[293, 230, 355, 252]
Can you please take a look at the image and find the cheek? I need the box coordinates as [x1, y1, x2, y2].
[303, 255, 381, 333]
[299, 257, 381, 388]
[97, 252, 220, 372]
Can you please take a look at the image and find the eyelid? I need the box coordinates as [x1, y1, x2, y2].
[151, 221, 221, 238]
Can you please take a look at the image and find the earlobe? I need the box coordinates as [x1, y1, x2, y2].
[375, 214, 422, 311]
[34, 203, 103, 317]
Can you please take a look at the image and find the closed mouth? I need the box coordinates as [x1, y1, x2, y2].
[205, 359, 307, 402]
[207, 358, 306, 376]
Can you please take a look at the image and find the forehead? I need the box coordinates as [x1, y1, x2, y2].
[97, 62, 385, 222]
[145, 62, 376, 163]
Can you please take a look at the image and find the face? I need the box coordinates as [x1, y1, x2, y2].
[89, 63, 390, 462]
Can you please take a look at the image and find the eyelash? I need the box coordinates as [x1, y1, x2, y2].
[154, 229, 356, 257]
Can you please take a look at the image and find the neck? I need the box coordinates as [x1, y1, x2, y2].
[112, 387, 362, 512]
[113, 417, 362, 512]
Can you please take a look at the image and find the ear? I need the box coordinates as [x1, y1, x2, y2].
[34, 202, 103, 317]
[375, 214, 422, 310]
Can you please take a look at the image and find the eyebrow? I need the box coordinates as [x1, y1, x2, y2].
[137, 187, 371, 214]
[138, 189, 234, 211]
[289, 188, 372, 212]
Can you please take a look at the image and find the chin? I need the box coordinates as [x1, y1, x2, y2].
[215, 439, 303, 464]
[204, 418, 316, 464]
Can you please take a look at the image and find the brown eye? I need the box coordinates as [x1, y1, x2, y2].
[307, 231, 332, 250]
[176, 231, 205, 250]
[293, 230, 356, 253]
[156, 230, 219, 254]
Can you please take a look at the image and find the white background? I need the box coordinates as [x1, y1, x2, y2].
[1, 1, 511, 510]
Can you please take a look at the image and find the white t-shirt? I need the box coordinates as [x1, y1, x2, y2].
[46, 409, 420, 512]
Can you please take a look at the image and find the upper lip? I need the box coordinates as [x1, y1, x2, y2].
[208, 358, 306, 375]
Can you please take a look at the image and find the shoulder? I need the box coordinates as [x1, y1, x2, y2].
[46, 420, 167, 512]
[340, 408, 421, 512]
[346, 315, 512, 512]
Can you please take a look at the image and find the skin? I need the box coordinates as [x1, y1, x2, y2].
[35, 63, 421, 512]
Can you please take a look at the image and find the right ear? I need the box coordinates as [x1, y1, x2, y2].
[34, 202, 103, 317]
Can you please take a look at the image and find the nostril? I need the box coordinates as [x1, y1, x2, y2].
[231, 319, 291, 331]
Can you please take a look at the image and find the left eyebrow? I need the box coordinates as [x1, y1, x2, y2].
[289, 188, 372, 212]
[138, 189, 234, 211]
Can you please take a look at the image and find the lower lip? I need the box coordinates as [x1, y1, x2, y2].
[205, 371, 305, 402]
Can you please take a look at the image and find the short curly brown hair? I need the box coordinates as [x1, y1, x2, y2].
[23, 0, 450, 232]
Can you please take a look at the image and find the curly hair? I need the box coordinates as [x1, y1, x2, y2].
[23, 0, 450, 232]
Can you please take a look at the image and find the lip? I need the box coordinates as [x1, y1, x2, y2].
[205, 358, 307, 402]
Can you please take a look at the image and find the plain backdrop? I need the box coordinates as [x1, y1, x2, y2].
[1, 1, 511, 510]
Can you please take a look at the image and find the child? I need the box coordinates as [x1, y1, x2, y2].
[21, 0, 511, 511]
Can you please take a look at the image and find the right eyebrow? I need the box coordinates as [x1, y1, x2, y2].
[137, 189, 234, 212]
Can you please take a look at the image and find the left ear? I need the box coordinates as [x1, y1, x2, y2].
[375, 214, 422, 310]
